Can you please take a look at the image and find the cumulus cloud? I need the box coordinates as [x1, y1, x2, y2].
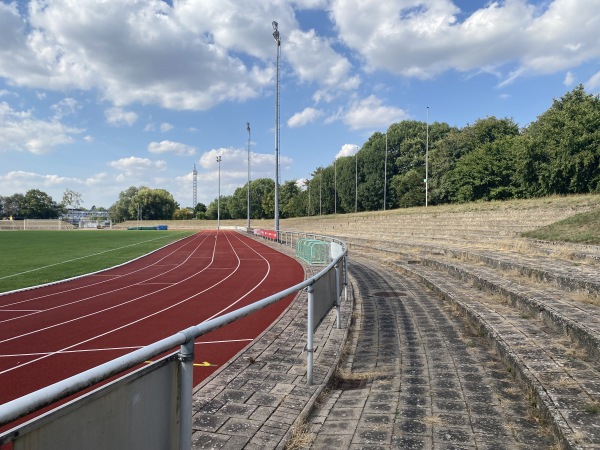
[288, 107, 323, 127]
[160, 122, 174, 132]
[329, 0, 600, 84]
[109, 156, 167, 176]
[148, 140, 196, 156]
[564, 71, 575, 86]
[0, 101, 83, 154]
[105, 107, 138, 127]
[285, 29, 360, 93]
[335, 143, 360, 159]
[198, 147, 293, 180]
[587, 70, 600, 90]
[343, 96, 410, 130]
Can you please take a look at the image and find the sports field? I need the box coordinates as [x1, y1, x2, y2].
[0, 230, 304, 422]
[0, 230, 195, 293]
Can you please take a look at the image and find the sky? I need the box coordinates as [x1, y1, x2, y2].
[1, 0, 600, 210]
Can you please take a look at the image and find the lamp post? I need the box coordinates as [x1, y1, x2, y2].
[216, 155, 221, 230]
[425, 106, 429, 208]
[334, 158, 337, 215]
[272, 21, 281, 235]
[307, 179, 311, 217]
[384, 132, 388, 211]
[355, 147, 358, 213]
[246, 122, 251, 229]
[319, 172, 322, 216]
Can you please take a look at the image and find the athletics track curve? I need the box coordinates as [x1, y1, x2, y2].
[0, 230, 304, 409]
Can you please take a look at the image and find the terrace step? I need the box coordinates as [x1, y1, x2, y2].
[391, 257, 600, 449]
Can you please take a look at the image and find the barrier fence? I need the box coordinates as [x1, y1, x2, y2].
[0, 229, 347, 450]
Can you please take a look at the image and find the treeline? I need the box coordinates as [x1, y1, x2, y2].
[211, 85, 600, 218]
[3, 85, 599, 222]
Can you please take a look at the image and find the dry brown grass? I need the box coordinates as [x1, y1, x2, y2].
[285, 424, 313, 450]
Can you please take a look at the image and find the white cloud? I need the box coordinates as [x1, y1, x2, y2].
[288, 107, 323, 127]
[109, 156, 167, 176]
[199, 147, 293, 180]
[564, 71, 575, 86]
[160, 122, 173, 132]
[285, 29, 360, 92]
[335, 143, 360, 159]
[329, 0, 600, 84]
[0, 101, 83, 154]
[51, 97, 80, 119]
[343, 96, 410, 130]
[105, 107, 138, 127]
[148, 140, 196, 156]
[587, 70, 600, 90]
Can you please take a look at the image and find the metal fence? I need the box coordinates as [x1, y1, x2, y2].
[0, 229, 347, 450]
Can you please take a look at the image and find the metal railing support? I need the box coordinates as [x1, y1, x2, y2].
[178, 337, 195, 450]
[344, 256, 348, 303]
[335, 262, 341, 329]
[306, 284, 315, 385]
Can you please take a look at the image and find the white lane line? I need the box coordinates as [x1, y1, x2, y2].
[0, 231, 258, 376]
[0, 234, 217, 345]
[0, 234, 209, 323]
[0, 233, 206, 311]
[202, 231, 271, 322]
[0, 233, 189, 281]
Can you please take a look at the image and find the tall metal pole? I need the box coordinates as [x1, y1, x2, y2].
[217, 156, 222, 229]
[307, 179, 311, 216]
[384, 132, 388, 211]
[426, 106, 429, 208]
[334, 158, 337, 214]
[272, 21, 281, 234]
[319, 172, 322, 216]
[192, 163, 197, 211]
[246, 122, 251, 229]
[355, 148, 358, 213]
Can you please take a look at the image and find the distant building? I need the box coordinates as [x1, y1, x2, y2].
[61, 209, 110, 227]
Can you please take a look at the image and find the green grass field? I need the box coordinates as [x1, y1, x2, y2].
[0, 230, 196, 293]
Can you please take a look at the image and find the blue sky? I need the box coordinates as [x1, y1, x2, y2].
[1, 0, 600, 209]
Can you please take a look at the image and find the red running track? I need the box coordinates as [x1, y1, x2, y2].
[0, 230, 304, 408]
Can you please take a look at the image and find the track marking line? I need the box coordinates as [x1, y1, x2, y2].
[0, 233, 190, 281]
[0, 233, 209, 312]
[0, 233, 211, 323]
[0, 231, 264, 377]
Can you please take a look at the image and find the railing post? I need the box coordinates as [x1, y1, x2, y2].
[344, 256, 348, 303]
[306, 284, 314, 385]
[179, 339, 194, 450]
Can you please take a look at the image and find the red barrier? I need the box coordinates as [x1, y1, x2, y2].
[255, 229, 278, 240]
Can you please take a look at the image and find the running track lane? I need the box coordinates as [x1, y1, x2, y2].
[0, 230, 304, 409]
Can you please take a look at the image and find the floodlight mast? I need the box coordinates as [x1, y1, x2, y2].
[216, 155, 222, 230]
[246, 122, 251, 229]
[272, 20, 281, 236]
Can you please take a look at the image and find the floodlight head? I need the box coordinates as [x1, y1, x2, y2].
[272, 20, 280, 44]
[246, 122, 250, 132]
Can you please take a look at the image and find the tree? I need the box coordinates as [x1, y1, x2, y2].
[391, 169, 425, 208]
[2, 194, 25, 219]
[131, 188, 178, 220]
[62, 189, 83, 212]
[450, 137, 518, 203]
[173, 208, 194, 220]
[109, 186, 178, 222]
[516, 85, 600, 196]
[21, 189, 61, 219]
